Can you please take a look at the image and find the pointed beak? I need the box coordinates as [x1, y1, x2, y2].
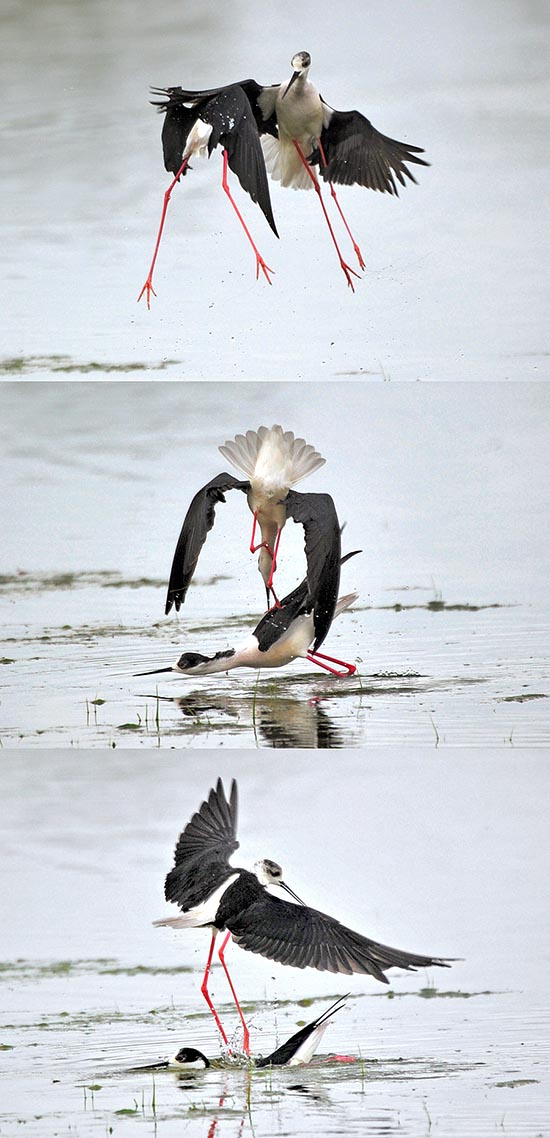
[128, 1060, 168, 1072]
[279, 880, 305, 906]
[133, 666, 173, 677]
[282, 70, 300, 99]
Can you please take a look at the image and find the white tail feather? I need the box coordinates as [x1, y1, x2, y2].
[334, 591, 359, 618]
[219, 425, 325, 485]
[153, 914, 195, 929]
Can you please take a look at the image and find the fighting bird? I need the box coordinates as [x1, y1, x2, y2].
[138, 84, 278, 306]
[136, 551, 359, 678]
[154, 780, 452, 1054]
[165, 425, 328, 611]
[145, 51, 428, 294]
[129, 995, 347, 1069]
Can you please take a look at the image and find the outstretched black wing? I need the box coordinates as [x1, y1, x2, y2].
[165, 778, 239, 909]
[225, 887, 451, 982]
[151, 95, 202, 176]
[165, 473, 249, 615]
[151, 84, 278, 234]
[315, 103, 429, 194]
[283, 490, 342, 651]
[152, 79, 279, 138]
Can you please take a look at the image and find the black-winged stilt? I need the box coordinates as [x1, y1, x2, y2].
[129, 995, 347, 1070]
[154, 780, 452, 1055]
[165, 425, 328, 611]
[137, 551, 359, 678]
[138, 84, 278, 306]
[151, 51, 428, 292]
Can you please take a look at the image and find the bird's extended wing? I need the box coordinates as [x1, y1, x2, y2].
[283, 490, 342, 651]
[152, 81, 279, 138]
[172, 778, 238, 867]
[165, 473, 249, 615]
[151, 83, 278, 232]
[165, 779, 239, 908]
[227, 891, 451, 982]
[316, 104, 429, 194]
[206, 86, 279, 234]
[151, 92, 203, 175]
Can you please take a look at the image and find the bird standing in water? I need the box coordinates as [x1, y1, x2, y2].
[129, 995, 348, 1069]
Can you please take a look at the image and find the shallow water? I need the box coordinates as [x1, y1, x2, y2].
[1, 749, 549, 1136]
[2, 0, 549, 381]
[1, 381, 549, 747]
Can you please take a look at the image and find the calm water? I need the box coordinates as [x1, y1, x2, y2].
[1, 750, 549, 1136]
[2, 0, 549, 381]
[1, 381, 549, 747]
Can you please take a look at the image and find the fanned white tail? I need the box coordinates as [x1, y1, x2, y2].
[219, 425, 325, 490]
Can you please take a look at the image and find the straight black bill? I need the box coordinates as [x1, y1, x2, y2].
[279, 880, 306, 905]
[133, 666, 173, 676]
[282, 71, 300, 99]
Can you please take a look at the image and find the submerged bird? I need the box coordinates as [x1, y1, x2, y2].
[137, 552, 359, 678]
[152, 51, 428, 291]
[129, 995, 347, 1070]
[153, 779, 452, 1054]
[165, 425, 329, 611]
[138, 84, 278, 306]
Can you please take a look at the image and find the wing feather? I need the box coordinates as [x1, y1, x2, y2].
[317, 105, 429, 194]
[283, 490, 341, 651]
[165, 473, 249, 614]
[228, 891, 450, 980]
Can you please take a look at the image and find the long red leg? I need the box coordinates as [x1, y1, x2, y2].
[307, 650, 356, 677]
[317, 140, 365, 271]
[218, 931, 250, 1056]
[292, 141, 360, 292]
[221, 150, 274, 284]
[201, 930, 230, 1048]
[138, 157, 190, 308]
[266, 526, 282, 590]
[250, 513, 281, 607]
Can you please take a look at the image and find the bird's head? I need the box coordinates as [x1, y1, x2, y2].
[172, 1047, 209, 1069]
[290, 51, 311, 73]
[254, 858, 305, 904]
[134, 649, 236, 678]
[283, 51, 312, 98]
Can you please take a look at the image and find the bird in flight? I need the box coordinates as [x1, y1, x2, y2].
[139, 51, 428, 299]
